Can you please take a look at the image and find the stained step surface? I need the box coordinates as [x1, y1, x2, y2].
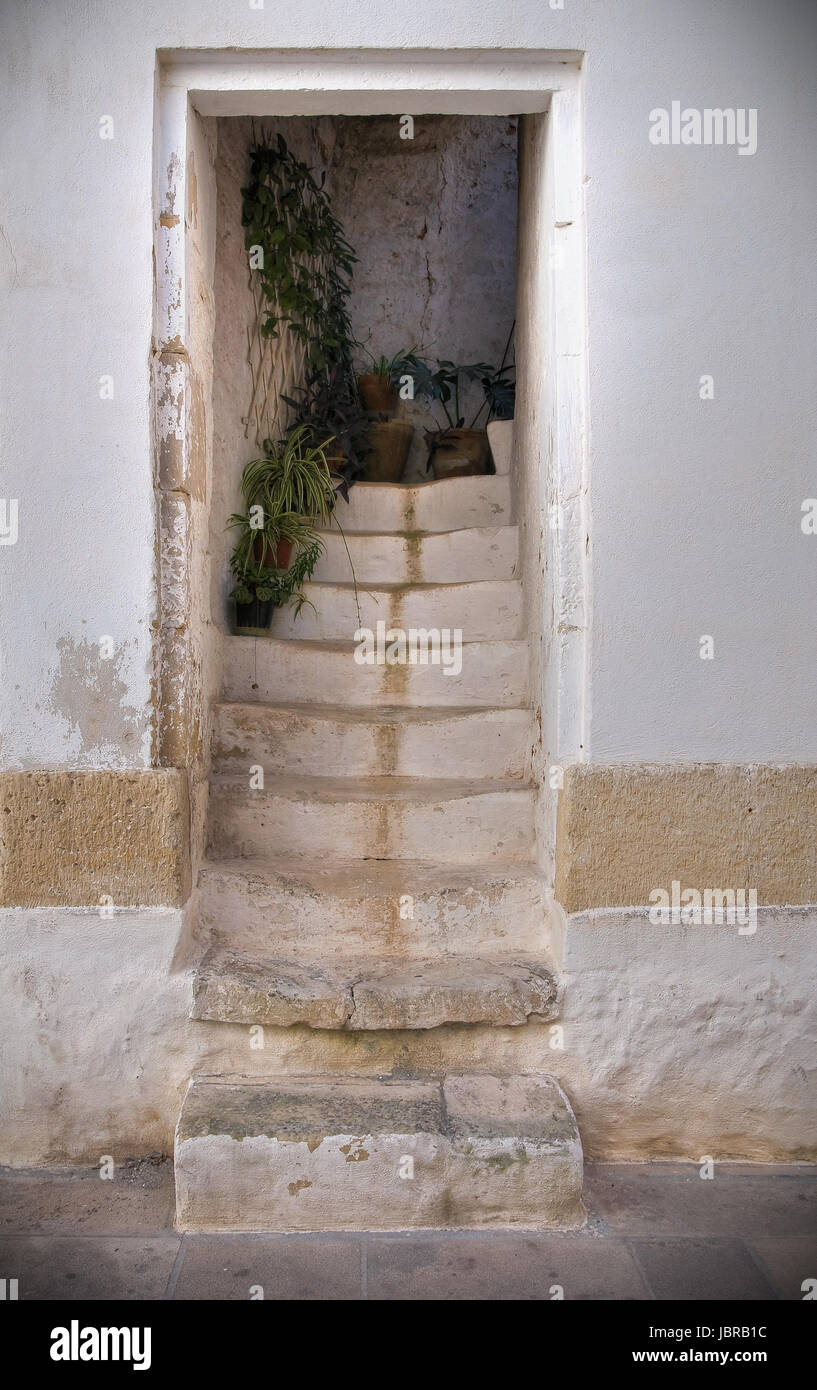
[191, 946, 559, 1030]
[175, 1072, 584, 1231]
[197, 857, 550, 957]
[269, 579, 523, 642]
[207, 775, 536, 863]
[221, 636, 529, 708]
[330, 473, 511, 532]
[212, 702, 535, 780]
[311, 525, 518, 584]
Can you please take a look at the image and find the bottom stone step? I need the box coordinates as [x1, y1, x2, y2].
[191, 946, 559, 1030]
[174, 1073, 584, 1232]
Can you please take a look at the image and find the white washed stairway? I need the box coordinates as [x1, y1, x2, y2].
[176, 474, 584, 1230]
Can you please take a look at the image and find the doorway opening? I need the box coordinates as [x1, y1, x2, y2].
[152, 53, 588, 892]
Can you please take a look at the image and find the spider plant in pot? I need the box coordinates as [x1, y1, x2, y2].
[228, 426, 338, 634]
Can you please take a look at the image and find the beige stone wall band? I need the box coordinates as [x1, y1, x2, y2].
[0, 770, 191, 908]
[556, 763, 817, 912]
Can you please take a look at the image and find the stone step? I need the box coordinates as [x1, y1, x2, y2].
[221, 636, 529, 709]
[269, 579, 523, 643]
[312, 525, 518, 584]
[211, 703, 535, 781]
[207, 775, 536, 863]
[191, 945, 559, 1030]
[330, 473, 512, 533]
[197, 858, 550, 958]
[175, 1072, 584, 1231]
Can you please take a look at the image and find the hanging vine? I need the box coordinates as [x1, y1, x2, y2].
[242, 130, 369, 484]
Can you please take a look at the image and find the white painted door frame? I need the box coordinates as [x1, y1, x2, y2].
[152, 48, 589, 871]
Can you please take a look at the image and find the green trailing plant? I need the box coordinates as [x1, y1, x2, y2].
[242, 131, 357, 374]
[243, 131, 366, 489]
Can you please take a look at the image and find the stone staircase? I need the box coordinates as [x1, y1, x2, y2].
[175, 474, 584, 1230]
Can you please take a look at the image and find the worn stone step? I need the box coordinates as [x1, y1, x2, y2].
[211, 703, 535, 781]
[329, 473, 512, 533]
[269, 579, 523, 643]
[197, 858, 550, 958]
[174, 1072, 584, 1231]
[191, 945, 559, 1030]
[221, 636, 529, 709]
[311, 526, 518, 584]
[207, 775, 536, 863]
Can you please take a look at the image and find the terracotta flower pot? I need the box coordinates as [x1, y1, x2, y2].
[358, 373, 399, 414]
[252, 535, 293, 570]
[363, 420, 414, 483]
[427, 428, 491, 480]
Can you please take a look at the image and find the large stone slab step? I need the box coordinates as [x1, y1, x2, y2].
[311, 525, 518, 584]
[174, 1072, 583, 1231]
[269, 579, 523, 643]
[191, 946, 559, 1030]
[221, 636, 529, 709]
[328, 473, 511, 533]
[197, 857, 550, 957]
[211, 702, 535, 781]
[206, 774, 536, 863]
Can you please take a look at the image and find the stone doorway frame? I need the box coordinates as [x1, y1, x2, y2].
[152, 48, 589, 879]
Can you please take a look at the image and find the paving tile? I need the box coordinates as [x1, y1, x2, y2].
[0, 1236, 180, 1300]
[0, 1161, 175, 1235]
[585, 1166, 817, 1239]
[629, 1238, 777, 1301]
[172, 1234, 362, 1300]
[747, 1239, 817, 1301]
[366, 1232, 650, 1300]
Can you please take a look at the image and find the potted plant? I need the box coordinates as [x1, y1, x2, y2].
[404, 354, 495, 478]
[354, 348, 417, 483]
[357, 348, 416, 413]
[229, 542, 325, 632]
[282, 368, 371, 497]
[227, 426, 339, 634]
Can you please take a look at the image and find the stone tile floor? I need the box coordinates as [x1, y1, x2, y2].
[0, 1160, 815, 1300]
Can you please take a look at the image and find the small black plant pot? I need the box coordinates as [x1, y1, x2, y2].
[233, 598, 274, 633]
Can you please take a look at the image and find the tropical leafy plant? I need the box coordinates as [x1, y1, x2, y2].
[403, 354, 494, 430]
[404, 324, 516, 432]
[471, 322, 516, 426]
